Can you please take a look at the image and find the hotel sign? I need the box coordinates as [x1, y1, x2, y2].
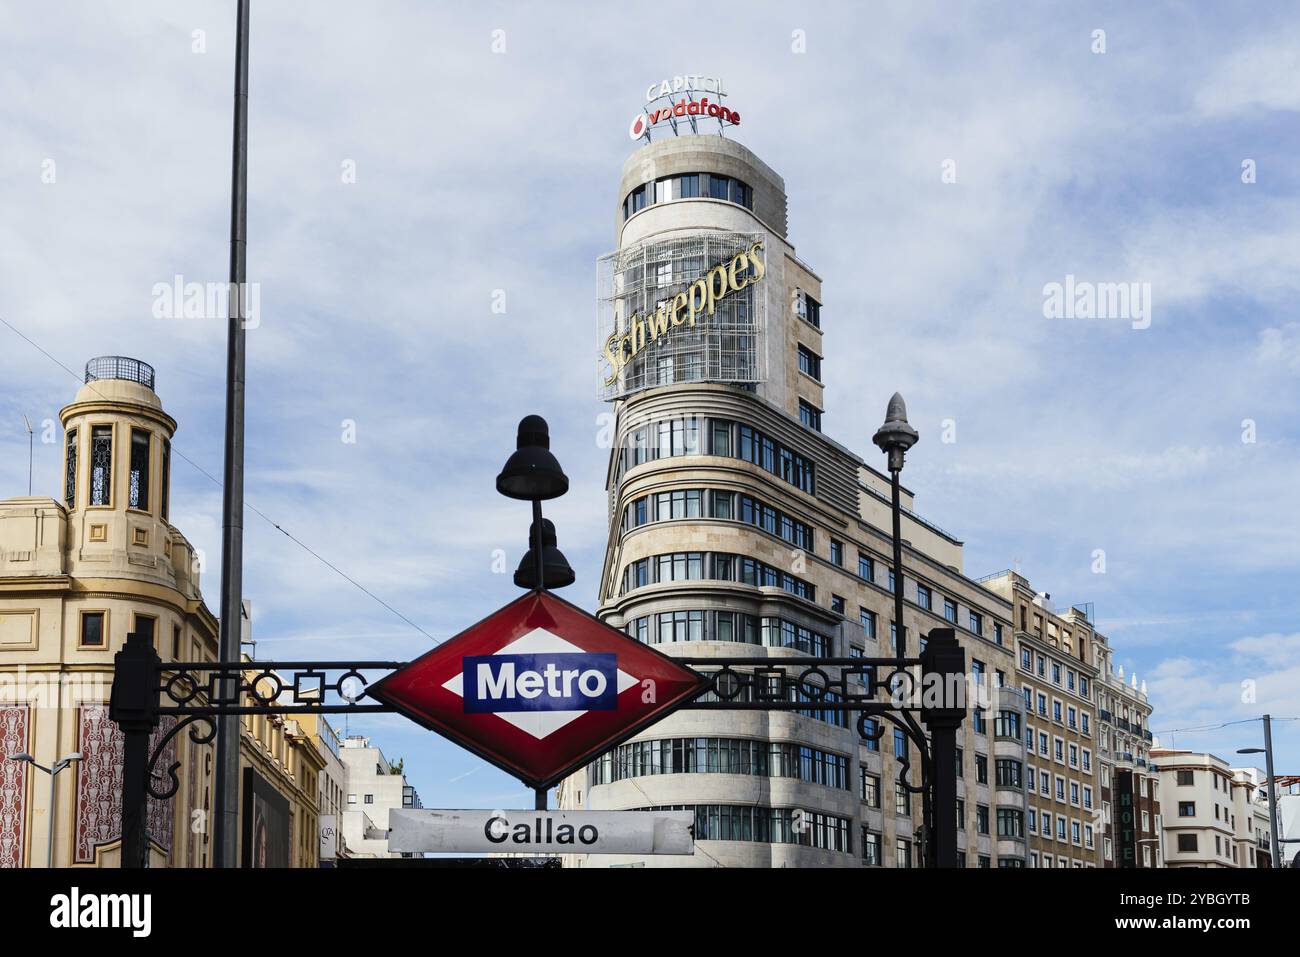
[1115, 769, 1138, 868]
[601, 239, 765, 387]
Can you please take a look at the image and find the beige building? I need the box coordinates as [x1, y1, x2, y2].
[0, 357, 321, 867]
[0, 358, 215, 867]
[1150, 749, 1259, 867]
[1092, 633, 1160, 866]
[338, 734, 422, 858]
[978, 572, 1103, 867]
[558, 133, 1027, 867]
[297, 710, 349, 861]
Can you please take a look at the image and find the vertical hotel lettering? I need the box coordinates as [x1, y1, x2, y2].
[603, 239, 765, 386]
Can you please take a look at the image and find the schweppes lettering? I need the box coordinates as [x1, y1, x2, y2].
[603, 240, 765, 387]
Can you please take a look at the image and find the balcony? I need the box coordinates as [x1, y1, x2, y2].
[1099, 709, 1113, 724]
[85, 355, 156, 391]
[1117, 717, 1131, 732]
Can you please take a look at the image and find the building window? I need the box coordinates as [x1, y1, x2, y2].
[895, 784, 911, 816]
[993, 622, 1004, 646]
[64, 428, 78, 507]
[862, 829, 881, 866]
[364, 794, 374, 804]
[994, 710, 1021, 739]
[995, 759, 1023, 789]
[858, 554, 873, 581]
[861, 772, 880, 808]
[129, 428, 151, 510]
[975, 754, 988, 784]
[799, 400, 822, 432]
[831, 595, 845, 615]
[976, 805, 990, 835]
[859, 608, 877, 639]
[943, 598, 957, 623]
[729, 422, 815, 494]
[893, 729, 907, 759]
[797, 345, 821, 381]
[80, 611, 106, 647]
[896, 838, 912, 869]
[968, 611, 983, 636]
[997, 808, 1024, 838]
[1177, 769, 1194, 786]
[1178, 801, 1195, 817]
[159, 437, 171, 521]
[89, 425, 113, 506]
[829, 539, 843, 566]
[1177, 833, 1197, 852]
[916, 584, 931, 610]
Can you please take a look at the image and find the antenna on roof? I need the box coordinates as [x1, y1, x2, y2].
[22, 415, 33, 495]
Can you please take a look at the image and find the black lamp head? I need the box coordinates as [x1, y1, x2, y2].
[513, 519, 576, 590]
[496, 415, 569, 501]
[872, 392, 919, 471]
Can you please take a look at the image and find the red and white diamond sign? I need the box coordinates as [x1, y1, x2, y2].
[365, 591, 707, 789]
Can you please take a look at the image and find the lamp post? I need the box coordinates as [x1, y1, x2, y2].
[1238, 714, 1282, 868]
[7, 752, 82, 868]
[496, 414, 571, 810]
[872, 393, 918, 668]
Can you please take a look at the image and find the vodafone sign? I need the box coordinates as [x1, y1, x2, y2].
[630, 74, 740, 141]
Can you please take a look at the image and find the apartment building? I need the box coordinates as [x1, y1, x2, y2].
[558, 129, 1026, 867]
[978, 572, 1103, 867]
[1092, 633, 1160, 866]
[338, 735, 422, 858]
[1151, 749, 1251, 867]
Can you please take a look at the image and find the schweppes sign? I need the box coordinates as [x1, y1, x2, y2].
[602, 239, 765, 387]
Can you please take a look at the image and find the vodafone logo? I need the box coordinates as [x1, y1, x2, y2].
[629, 93, 741, 140]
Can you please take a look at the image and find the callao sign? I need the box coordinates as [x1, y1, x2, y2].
[365, 590, 706, 789]
[388, 808, 695, 855]
[629, 73, 740, 140]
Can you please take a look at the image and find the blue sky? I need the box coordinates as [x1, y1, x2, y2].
[1, 1, 1297, 809]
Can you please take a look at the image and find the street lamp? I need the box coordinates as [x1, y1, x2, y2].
[1238, 715, 1282, 867]
[872, 392, 918, 667]
[7, 752, 82, 868]
[513, 519, 575, 590]
[497, 414, 570, 810]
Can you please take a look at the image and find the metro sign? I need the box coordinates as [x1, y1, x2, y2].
[365, 591, 707, 789]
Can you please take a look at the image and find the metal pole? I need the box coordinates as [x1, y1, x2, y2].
[46, 767, 57, 868]
[532, 499, 546, 813]
[920, 628, 964, 867]
[214, 0, 251, 870]
[532, 500, 545, 595]
[27, 425, 33, 496]
[890, 468, 905, 665]
[110, 625, 160, 869]
[1264, 714, 1282, 868]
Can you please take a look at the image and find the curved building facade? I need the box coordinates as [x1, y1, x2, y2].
[560, 134, 1027, 868]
